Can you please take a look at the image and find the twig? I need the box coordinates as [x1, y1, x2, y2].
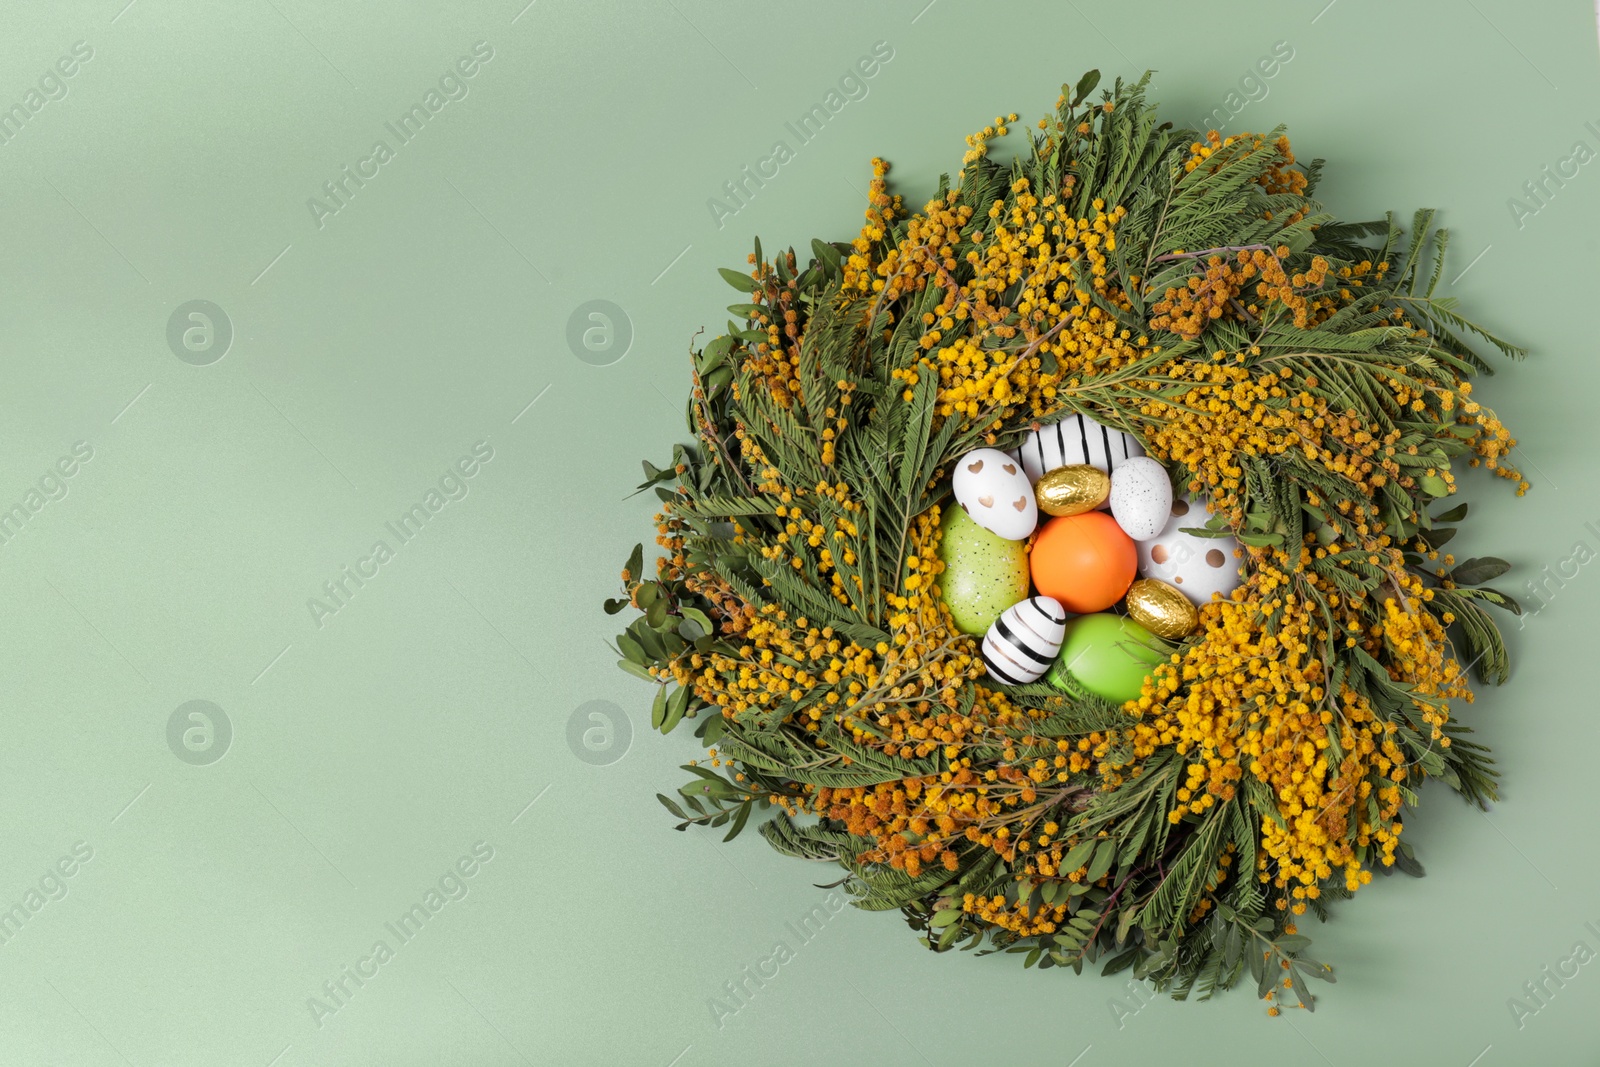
[1151, 243, 1274, 265]
[1085, 867, 1137, 944]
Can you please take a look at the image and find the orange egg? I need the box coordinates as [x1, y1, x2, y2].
[1029, 512, 1137, 613]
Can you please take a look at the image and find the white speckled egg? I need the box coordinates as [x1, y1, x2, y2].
[1108, 456, 1172, 540]
[1135, 497, 1243, 606]
[981, 596, 1067, 685]
[1019, 413, 1145, 485]
[952, 448, 1036, 540]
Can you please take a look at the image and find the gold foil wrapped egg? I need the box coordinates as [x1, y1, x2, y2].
[1124, 578, 1198, 639]
[1034, 465, 1110, 517]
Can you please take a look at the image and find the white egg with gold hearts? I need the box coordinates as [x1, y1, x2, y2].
[981, 597, 1067, 686]
[951, 448, 1036, 541]
[1135, 497, 1244, 606]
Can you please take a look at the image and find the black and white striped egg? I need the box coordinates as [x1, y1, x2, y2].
[1018, 413, 1145, 485]
[981, 596, 1067, 686]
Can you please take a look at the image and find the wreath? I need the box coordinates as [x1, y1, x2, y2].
[604, 72, 1525, 1011]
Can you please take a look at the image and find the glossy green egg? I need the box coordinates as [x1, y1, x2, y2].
[936, 504, 1030, 636]
[1046, 613, 1165, 704]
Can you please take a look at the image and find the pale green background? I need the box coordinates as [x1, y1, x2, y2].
[0, 0, 1594, 1064]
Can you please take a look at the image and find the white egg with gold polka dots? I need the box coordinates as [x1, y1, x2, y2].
[1135, 497, 1243, 606]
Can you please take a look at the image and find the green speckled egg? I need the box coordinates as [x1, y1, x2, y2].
[936, 504, 1030, 636]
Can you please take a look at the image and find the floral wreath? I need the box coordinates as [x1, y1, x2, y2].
[605, 72, 1524, 1011]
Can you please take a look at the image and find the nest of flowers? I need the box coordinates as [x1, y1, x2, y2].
[604, 72, 1525, 1011]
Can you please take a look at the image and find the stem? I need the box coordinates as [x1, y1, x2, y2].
[1151, 243, 1274, 265]
[1085, 867, 1138, 943]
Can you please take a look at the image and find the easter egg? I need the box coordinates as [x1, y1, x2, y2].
[1045, 613, 1165, 704]
[1019, 413, 1145, 484]
[1124, 578, 1199, 639]
[980, 596, 1067, 686]
[1029, 512, 1137, 614]
[952, 448, 1036, 540]
[1035, 464, 1110, 517]
[1108, 456, 1173, 540]
[1135, 497, 1244, 606]
[936, 504, 1031, 636]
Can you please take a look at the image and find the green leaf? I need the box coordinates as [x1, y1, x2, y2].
[1289, 965, 1314, 1011]
[1295, 957, 1336, 983]
[1419, 474, 1450, 498]
[629, 619, 668, 660]
[1450, 557, 1510, 585]
[679, 773, 736, 800]
[1061, 838, 1098, 874]
[1464, 586, 1521, 615]
[1392, 843, 1426, 878]
[662, 685, 691, 733]
[717, 267, 757, 293]
[616, 632, 647, 665]
[1418, 526, 1456, 550]
[696, 712, 728, 746]
[723, 799, 753, 841]
[1101, 946, 1141, 977]
[811, 238, 843, 275]
[1256, 952, 1278, 999]
[1085, 839, 1116, 883]
[656, 793, 688, 820]
[1179, 525, 1237, 539]
[617, 659, 654, 682]
[1072, 69, 1101, 107]
[1433, 502, 1469, 523]
[698, 334, 734, 371]
[679, 606, 715, 639]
